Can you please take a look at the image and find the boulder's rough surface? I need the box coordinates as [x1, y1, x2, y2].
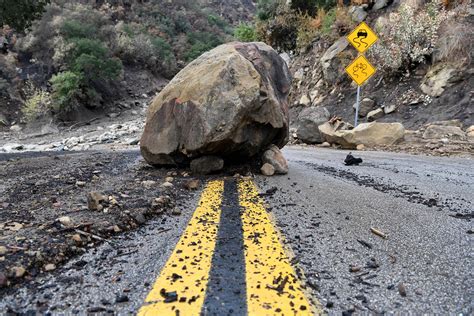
[262, 145, 288, 174]
[423, 125, 466, 141]
[140, 42, 291, 166]
[320, 122, 405, 148]
[190, 156, 224, 175]
[296, 107, 330, 144]
[420, 64, 460, 97]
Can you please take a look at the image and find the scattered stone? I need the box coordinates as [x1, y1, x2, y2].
[165, 177, 174, 183]
[190, 156, 224, 175]
[350, 5, 368, 22]
[87, 192, 107, 211]
[134, 213, 146, 225]
[262, 145, 288, 175]
[320, 142, 331, 147]
[12, 266, 26, 278]
[10, 125, 22, 132]
[58, 216, 73, 227]
[71, 234, 82, 243]
[398, 283, 407, 297]
[0, 246, 7, 255]
[183, 179, 200, 190]
[367, 108, 384, 122]
[349, 266, 361, 273]
[113, 225, 121, 233]
[0, 113, 8, 126]
[356, 144, 365, 150]
[44, 263, 56, 271]
[383, 104, 397, 114]
[373, 0, 389, 10]
[75, 181, 86, 187]
[261, 163, 276, 176]
[299, 94, 311, 106]
[142, 180, 157, 189]
[171, 209, 182, 216]
[161, 182, 174, 188]
[115, 295, 129, 303]
[321, 37, 349, 84]
[296, 107, 331, 144]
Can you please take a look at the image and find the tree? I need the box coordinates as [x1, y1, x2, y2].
[0, 0, 50, 31]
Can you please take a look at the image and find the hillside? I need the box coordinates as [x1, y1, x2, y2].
[0, 0, 255, 126]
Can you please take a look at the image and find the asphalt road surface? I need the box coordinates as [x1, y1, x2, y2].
[1, 147, 472, 315]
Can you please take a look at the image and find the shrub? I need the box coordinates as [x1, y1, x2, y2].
[50, 71, 82, 112]
[234, 23, 257, 42]
[434, 18, 472, 64]
[257, 0, 282, 20]
[368, 1, 452, 73]
[60, 20, 97, 40]
[22, 82, 51, 121]
[184, 32, 223, 61]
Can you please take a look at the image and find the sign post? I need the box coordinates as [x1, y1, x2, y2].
[345, 22, 378, 127]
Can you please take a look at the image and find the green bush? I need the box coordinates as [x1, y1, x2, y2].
[257, 0, 281, 20]
[50, 71, 82, 112]
[60, 20, 97, 40]
[234, 23, 257, 42]
[184, 32, 223, 61]
[321, 8, 336, 35]
[22, 83, 51, 122]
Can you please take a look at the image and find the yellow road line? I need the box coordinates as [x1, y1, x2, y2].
[238, 179, 318, 315]
[138, 180, 224, 316]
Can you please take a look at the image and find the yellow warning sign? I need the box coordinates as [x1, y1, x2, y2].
[345, 55, 376, 86]
[347, 22, 378, 53]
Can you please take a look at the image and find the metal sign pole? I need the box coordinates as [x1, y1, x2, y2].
[354, 85, 361, 127]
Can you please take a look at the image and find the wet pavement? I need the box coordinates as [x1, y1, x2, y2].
[1, 147, 473, 314]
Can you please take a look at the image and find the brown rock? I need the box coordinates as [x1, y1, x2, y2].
[87, 192, 107, 211]
[184, 179, 200, 190]
[140, 42, 291, 166]
[0, 272, 7, 287]
[12, 266, 26, 278]
[190, 156, 224, 175]
[423, 125, 466, 141]
[44, 263, 56, 271]
[262, 145, 288, 174]
[261, 163, 275, 176]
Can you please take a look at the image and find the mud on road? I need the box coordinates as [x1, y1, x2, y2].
[0, 150, 197, 291]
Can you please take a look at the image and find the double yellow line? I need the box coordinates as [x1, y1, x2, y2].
[138, 179, 318, 315]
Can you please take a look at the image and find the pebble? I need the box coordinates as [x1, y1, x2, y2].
[76, 181, 86, 187]
[142, 180, 157, 188]
[161, 182, 174, 188]
[44, 263, 56, 271]
[0, 246, 7, 255]
[115, 295, 129, 303]
[58, 216, 73, 226]
[165, 177, 174, 182]
[12, 266, 26, 278]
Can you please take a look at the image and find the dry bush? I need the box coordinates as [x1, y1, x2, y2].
[21, 82, 51, 122]
[368, 1, 453, 73]
[435, 20, 472, 64]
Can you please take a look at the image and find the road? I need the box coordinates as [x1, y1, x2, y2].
[1, 147, 472, 314]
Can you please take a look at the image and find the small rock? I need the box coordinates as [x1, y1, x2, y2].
[115, 295, 129, 303]
[10, 125, 22, 132]
[367, 108, 384, 122]
[12, 266, 26, 278]
[171, 208, 182, 216]
[349, 266, 361, 273]
[76, 181, 86, 187]
[71, 234, 82, 243]
[108, 112, 120, 118]
[113, 225, 122, 233]
[320, 142, 331, 147]
[44, 263, 56, 271]
[58, 216, 73, 227]
[184, 179, 200, 190]
[142, 180, 157, 188]
[356, 144, 365, 150]
[299, 94, 311, 106]
[262, 145, 288, 174]
[161, 182, 174, 188]
[0, 246, 7, 255]
[398, 283, 407, 297]
[87, 192, 107, 211]
[134, 213, 146, 224]
[261, 163, 275, 176]
[383, 104, 397, 114]
[165, 177, 174, 182]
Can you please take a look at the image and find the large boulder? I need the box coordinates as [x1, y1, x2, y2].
[319, 122, 405, 148]
[420, 64, 461, 97]
[296, 107, 331, 144]
[422, 125, 466, 141]
[320, 37, 349, 84]
[140, 42, 291, 166]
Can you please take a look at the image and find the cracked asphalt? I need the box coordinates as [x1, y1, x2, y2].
[1, 146, 472, 314]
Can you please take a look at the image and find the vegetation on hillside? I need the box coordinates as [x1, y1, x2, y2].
[1, 0, 254, 120]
